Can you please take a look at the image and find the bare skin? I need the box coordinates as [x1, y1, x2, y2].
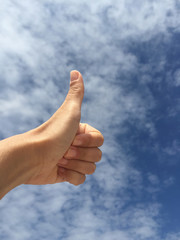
[0, 70, 104, 199]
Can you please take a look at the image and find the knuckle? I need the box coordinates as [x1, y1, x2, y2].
[70, 81, 81, 91]
[69, 82, 84, 97]
[73, 175, 86, 186]
[72, 179, 80, 186]
[84, 163, 96, 174]
[96, 149, 102, 162]
[99, 134, 104, 146]
[81, 175, 86, 184]
[69, 105, 81, 122]
[88, 163, 96, 174]
[73, 181, 79, 186]
[64, 100, 81, 123]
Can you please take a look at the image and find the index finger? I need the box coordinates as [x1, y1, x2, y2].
[72, 123, 104, 147]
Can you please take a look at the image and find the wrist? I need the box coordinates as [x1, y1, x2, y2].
[0, 132, 37, 199]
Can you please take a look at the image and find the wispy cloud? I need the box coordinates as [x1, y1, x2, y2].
[0, 0, 180, 239]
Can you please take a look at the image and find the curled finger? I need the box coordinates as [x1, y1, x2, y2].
[58, 167, 86, 186]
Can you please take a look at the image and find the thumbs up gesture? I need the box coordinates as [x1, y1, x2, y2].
[24, 71, 104, 186]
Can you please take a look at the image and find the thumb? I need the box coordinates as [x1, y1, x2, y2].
[37, 70, 84, 151]
[65, 70, 84, 108]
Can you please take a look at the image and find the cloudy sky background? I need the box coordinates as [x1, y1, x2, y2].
[0, 0, 180, 239]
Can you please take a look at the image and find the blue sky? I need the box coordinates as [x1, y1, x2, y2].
[0, 0, 180, 239]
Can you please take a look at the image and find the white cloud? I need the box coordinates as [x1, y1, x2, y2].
[0, 0, 179, 239]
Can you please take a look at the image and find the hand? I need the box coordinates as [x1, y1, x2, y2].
[57, 123, 104, 185]
[24, 71, 104, 186]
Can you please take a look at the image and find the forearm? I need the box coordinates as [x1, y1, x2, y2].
[0, 133, 34, 199]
